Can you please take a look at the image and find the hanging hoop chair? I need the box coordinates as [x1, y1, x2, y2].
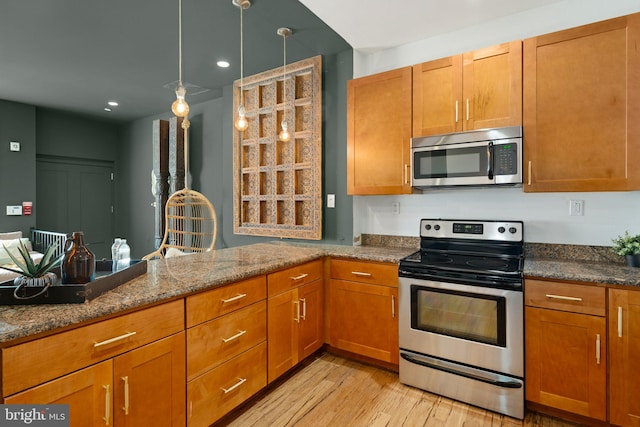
[143, 0, 217, 260]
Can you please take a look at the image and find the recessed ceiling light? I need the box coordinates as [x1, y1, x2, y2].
[104, 107, 112, 112]
[217, 60, 230, 68]
[107, 101, 119, 107]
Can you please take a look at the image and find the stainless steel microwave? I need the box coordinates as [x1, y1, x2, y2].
[411, 126, 522, 190]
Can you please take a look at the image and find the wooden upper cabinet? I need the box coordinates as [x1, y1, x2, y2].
[413, 41, 522, 137]
[523, 13, 640, 192]
[347, 67, 412, 195]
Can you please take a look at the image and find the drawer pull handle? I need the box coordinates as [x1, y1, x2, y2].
[545, 294, 582, 302]
[351, 271, 372, 277]
[122, 376, 130, 415]
[221, 293, 247, 303]
[300, 298, 307, 320]
[103, 384, 111, 425]
[528, 161, 532, 186]
[618, 306, 623, 338]
[596, 334, 601, 365]
[404, 164, 410, 185]
[455, 100, 459, 123]
[94, 331, 137, 348]
[222, 330, 247, 343]
[221, 377, 247, 394]
[290, 273, 308, 281]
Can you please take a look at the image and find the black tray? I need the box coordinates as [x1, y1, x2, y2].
[0, 260, 147, 305]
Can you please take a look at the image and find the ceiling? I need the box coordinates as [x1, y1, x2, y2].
[1, 0, 566, 123]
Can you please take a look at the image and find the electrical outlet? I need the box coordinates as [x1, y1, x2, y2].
[569, 200, 584, 216]
[9, 141, 20, 152]
[391, 202, 400, 215]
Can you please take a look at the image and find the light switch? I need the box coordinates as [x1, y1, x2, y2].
[10, 141, 20, 152]
[327, 194, 335, 208]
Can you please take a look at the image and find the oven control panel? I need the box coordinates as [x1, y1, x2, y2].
[420, 219, 523, 242]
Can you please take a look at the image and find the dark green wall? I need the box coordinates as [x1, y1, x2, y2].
[36, 108, 121, 161]
[0, 102, 123, 240]
[118, 50, 354, 258]
[0, 100, 37, 236]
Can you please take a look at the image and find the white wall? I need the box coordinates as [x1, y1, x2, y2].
[352, 0, 640, 246]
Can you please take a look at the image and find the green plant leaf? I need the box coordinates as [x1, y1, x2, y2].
[2, 242, 30, 275]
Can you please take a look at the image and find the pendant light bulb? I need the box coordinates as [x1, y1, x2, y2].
[171, 85, 190, 117]
[235, 105, 249, 131]
[279, 120, 291, 142]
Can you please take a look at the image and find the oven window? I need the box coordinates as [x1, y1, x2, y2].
[410, 285, 506, 347]
[415, 146, 488, 179]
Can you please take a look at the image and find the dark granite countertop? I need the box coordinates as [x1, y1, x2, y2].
[2, 239, 638, 346]
[0, 242, 414, 345]
[524, 258, 640, 287]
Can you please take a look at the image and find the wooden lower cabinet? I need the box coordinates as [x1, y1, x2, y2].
[3, 332, 186, 427]
[4, 361, 113, 427]
[328, 259, 398, 365]
[525, 307, 606, 420]
[187, 342, 267, 427]
[113, 333, 186, 427]
[267, 279, 323, 383]
[609, 288, 640, 426]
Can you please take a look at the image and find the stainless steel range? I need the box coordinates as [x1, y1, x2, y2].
[398, 219, 524, 419]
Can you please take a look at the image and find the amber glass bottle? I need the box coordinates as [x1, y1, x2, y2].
[61, 231, 96, 284]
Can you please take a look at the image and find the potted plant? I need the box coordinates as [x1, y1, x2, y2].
[1, 240, 62, 298]
[611, 231, 640, 267]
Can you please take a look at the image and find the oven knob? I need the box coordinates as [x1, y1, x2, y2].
[509, 227, 517, 234]
[498, 227, 506, 233]
[425, 224, 431, 230]
[434, 225, 440, 231]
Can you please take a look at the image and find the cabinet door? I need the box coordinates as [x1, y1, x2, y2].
[4, 361, 113, 427]
[523, 13, 640, 192]
[267, 289, 298, 383]
[525, 307, 606, 420]
[298, 279, 323, 360]
[413, 55, 463, 136]
[462, 41, 522, 131]
[347, 67, 412, 195]
[329, 279, 398, 364]
[113, 332, 186, 427]
[609, 289, 640, 426]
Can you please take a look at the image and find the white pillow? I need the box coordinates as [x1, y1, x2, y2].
[0, 238, 30, 264]
[0, 231, 22, 240]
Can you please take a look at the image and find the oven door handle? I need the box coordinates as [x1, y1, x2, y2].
[400, 352, 522, 389]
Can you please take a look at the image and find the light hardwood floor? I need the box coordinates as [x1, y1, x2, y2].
[219, 353, 580, 427]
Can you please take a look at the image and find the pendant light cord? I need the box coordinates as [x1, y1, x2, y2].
[282, 33, 286, 120]
[240, 6, 244, 93]
[178, 0, 183, 87]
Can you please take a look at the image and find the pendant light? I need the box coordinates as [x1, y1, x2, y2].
[171, 0, 190, 120]
[233, 0, 251, 131]
[277, 27, 292, 142]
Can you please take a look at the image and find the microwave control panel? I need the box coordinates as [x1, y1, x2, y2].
[494, 143, 518, 176]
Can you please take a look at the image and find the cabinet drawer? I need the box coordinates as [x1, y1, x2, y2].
[186, 275, 266, 327]
[330, 259, 398, 287]
[267, 259, 323, 297]
[187, 342, 267, 427]
[2, 299, 184, 396]
[187, 301, 266, 380]
[525, 279, 605, 316]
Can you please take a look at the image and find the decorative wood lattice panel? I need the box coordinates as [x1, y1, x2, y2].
[233, 55, 322, 240]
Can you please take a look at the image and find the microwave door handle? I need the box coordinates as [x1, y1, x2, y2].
[487, 142, 494, 180]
